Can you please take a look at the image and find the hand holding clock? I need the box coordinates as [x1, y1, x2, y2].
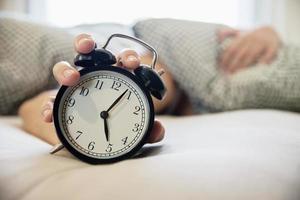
[41, 34, 165, 144]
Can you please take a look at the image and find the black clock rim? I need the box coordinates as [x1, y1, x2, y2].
[53, 65, 155, 164]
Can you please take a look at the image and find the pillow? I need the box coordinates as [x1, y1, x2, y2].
[0, 16, 137, 115]
[133, 18, 300, 113]
[0, 16, 74, 115]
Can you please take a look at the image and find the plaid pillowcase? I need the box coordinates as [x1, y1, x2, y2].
[0, 16, 139, 115]
[0, 16, 75, 115]
[133, 18, 300, 113]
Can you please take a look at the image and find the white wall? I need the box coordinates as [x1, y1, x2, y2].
[283, 0, 300, 45]
[1, 0, 299, 45]
[254, 0, 300, 45]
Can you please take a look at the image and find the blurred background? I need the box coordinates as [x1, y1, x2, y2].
[0, 0, 299, 45]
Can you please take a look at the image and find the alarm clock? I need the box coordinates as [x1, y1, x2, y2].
[52, 34, 166, 164]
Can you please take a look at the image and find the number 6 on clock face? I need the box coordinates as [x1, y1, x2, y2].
[53, 66, 154, 164]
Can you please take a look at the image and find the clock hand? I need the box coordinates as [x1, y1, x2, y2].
[100, 89, 128, 142]
[106, 89, 128, 113]
[100, 111, 109, 142]
[104, 117, 109, 142]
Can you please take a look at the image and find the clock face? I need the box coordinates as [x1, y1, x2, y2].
[54, 67, 154, 163]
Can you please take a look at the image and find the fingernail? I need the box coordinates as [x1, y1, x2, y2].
[42, 102, 53, 116]
[78, 37, 92, 46]
[42, 109, 51, 118]
[127, 55, 138, 62]
[63, 69, 74, 78]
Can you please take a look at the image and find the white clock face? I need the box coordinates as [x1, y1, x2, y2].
[57, 70, 151, 159]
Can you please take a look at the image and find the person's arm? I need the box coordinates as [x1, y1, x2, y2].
[134, 19, 299, 113]
[18, 90, 58, 144]
[18, 34, 175, 145]
[218, 26, 281, 73]
[201, 26, 300, 111]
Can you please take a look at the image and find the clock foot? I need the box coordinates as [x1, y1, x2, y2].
[49, 143, 65, 154]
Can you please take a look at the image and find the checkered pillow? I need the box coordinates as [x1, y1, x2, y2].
[133, 18, 300, 113]
[0, 16, 74, 115]
[0, 16, 139, 115]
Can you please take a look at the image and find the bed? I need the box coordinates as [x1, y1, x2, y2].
[1, 110, 300, 200]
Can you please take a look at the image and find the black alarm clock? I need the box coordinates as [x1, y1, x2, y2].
[52, 34, 166, 164]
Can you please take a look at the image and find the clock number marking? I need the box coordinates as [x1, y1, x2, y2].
[79, 87, 89, 96]
[132, 123, 140, 132]
[67, 98, 75, 107]
[111, 81, 121, 91]
[66, 115, 74, 124]
[105, 143, 113, 152]
[75, 131, 83, 140]
[95, 80, 104, 90]
[127, 91, 132, 100]
[88, 141, 95, 150]
[133, 106, 141, 115]
[121, 137, 128, 145]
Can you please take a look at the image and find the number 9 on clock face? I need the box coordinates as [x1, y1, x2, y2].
[53, 66, 154, 164]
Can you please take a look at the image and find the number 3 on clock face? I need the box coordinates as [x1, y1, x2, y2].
[53, 66, 154, 164]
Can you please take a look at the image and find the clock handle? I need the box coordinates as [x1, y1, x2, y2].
[102, 34, 158, 70]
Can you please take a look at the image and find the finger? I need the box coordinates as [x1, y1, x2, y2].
[229, 44, 264, 73]
[217, 28, 239, 43]
[53, 61, 80, 86]
[74, 33, 96, 54]
[41, 96, 55, 123]
[258, 46, 277, 64]
[116, 49, 141, 70]
[225, 45, 250, 73]
[147, 120, 165, 143]
[240, 45, 264, 68]
[220, 38, 247, 69]
[231, 45, 264, 73]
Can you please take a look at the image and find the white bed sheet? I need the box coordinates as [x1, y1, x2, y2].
[0, 110, 300, 200]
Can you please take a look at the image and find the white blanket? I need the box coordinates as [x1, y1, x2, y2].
[1, 110, 300, 200]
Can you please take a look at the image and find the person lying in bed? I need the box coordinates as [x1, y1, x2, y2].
[17, 22, 292, 146]
[1, 17, 299, 146]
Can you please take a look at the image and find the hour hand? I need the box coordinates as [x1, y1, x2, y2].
[100, 111, 109, 142]
[104, 117, 109, 142]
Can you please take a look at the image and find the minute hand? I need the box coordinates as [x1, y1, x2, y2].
[106, 89, 128, 113]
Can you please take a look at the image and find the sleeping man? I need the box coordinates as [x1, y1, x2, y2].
[1, 17, 299, 145]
